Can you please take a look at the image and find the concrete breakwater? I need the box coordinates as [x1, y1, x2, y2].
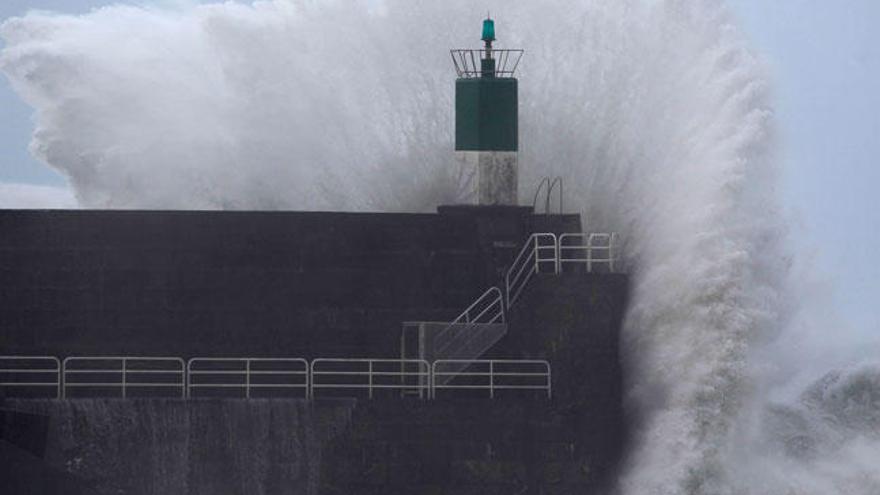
[5, 399, 354, 495]
[5, 396, 626, 494]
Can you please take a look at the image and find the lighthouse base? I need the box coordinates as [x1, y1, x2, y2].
[455, 151, 518, 206]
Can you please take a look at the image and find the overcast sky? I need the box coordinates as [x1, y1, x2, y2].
[1, 0, 878, 336]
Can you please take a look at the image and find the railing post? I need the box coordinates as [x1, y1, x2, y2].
[555, 235, 560, 274]
[587, 235, 593, 273]
[533, 236, 540, 274]
[179, 359, 185, 399]
[186, 360, 191, 399]
[245, 360, 251, 399]
[368, 361, 374, 399]
[399, 333, 406, 396]
[489, 361, 494, 399]
[61, 359, 67, 399]
[610, 233, 617, 273]
[56, 360, 61, 400]
[308, 361, 315, 400]
[121, 358, 127, 399]
[415, 362, 421, 400]
[422, 361, 428, 401]
[430, 362, 435, 400]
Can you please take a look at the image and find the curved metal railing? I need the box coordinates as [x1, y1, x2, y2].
[532, 177, 563, 215]
[0, 356, 61, 399]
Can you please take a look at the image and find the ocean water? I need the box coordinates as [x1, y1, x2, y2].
[2, 1, 877, 493]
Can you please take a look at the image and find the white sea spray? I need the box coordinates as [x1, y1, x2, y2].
[2, 1, 877, 493]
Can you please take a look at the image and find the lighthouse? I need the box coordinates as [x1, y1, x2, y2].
[452, 17, 523, 205]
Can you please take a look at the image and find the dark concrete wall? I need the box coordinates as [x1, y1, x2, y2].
[319, 273, 630, 495]
[1, 407, 49, 457]
[0, 208, 629, 495]
[0, 439, 98, 495]
[320, 400, 613, 495]
[0, 208, 579, 358]
[500, 273, 629, 406]
[1, 403, 98, 494]
[498, 273, 630, 489]
[6, 399, 354, 495]
[6, 396, 624, 495]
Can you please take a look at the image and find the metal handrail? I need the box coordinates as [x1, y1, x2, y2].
[547, 177, 563, 215]
[433, 287, 505, 356]
[457, 286, 505, 325]
[0, 356, 61, 399]
[532, 178, 550, 211]
[431, 359, 551, 399]
[505, 233, 559, 308]
[62, 357, 185, 399]
[310, 359, 431, 400]
[186, 358, 308, 399]
[532, 177, 563, 215]
[558, 233, 619, 273]
[2, 355, 556, 401]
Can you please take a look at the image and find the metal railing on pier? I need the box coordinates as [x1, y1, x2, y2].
[558, 233, 619, 273]
[505, 232, 621, 308]
[0, 355, 549, 401]
[0, 356, 60, 399]
[187, 358, 309, 399]
[431, 360, 551, 399]
[62, 357, 185, 399]
[310, 358, 431, 399]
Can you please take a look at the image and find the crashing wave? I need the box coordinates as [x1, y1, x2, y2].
[2, 1, 876, 493]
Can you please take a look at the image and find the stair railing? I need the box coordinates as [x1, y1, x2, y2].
[456, 286, 505, 325]
[505, 233, 559, 308]
[432, 286, 505, 355]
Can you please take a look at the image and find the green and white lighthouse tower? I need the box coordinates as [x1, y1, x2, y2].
[451, 18, 523, 205]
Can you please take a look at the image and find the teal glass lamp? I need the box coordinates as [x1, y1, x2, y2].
[481, 18, 495, 42]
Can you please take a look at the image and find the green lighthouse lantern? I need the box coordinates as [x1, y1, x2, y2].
[451, 18, 523, 205]
[481, 18, 495, 42]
